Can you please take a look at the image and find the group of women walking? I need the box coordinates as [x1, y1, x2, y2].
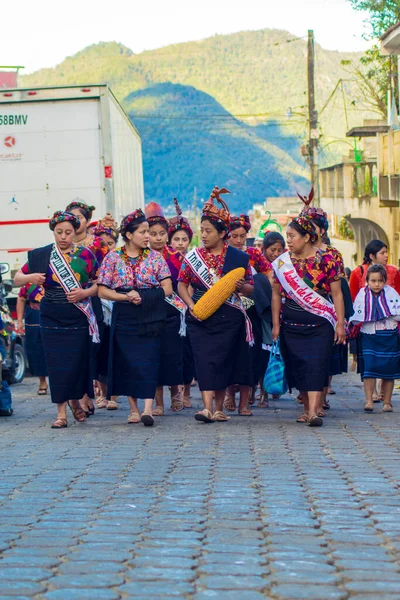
[12, 186, 400, 428]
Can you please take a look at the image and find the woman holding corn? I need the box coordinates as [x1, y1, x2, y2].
[178, 187, 254, 423]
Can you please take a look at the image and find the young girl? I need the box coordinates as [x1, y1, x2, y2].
[350, 264, 400, 413]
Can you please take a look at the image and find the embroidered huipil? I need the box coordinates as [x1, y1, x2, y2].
[245, 247, 272, 275]
[274, 251, 341, 298]
[18, 283, 44, 309]
[97, 248, 171, 291]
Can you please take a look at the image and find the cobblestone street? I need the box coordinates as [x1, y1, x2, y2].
[1, 373, 400, 599]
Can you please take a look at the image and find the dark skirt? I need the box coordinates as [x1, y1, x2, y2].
[96, 324, 110, 382]
[248, 305, 264, 386]
[25, 306, 48, 377]
[108, 302, 161, 399]
[280, 302, 334, 392]
[329, 342, 348, 377]
[40, 298, 92, 404]
[183, 333, 196, 385]
[359, 330, 400, 380]
[158, 305, 184, 386]
[187, 303, 252, 391]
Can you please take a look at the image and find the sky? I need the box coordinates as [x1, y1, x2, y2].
[0, 0, 372, 74]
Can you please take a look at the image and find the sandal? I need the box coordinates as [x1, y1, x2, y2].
[106, 399, 119, 410]
[327, 387, 336, 396]
[127, 412, 141, 424]
[141, 413, 155, 427]
[317, 410, 325, 418]
[323, 399, 330, 410]
[153, 406, 164, 417]
[296, 413, 309, 423]
[183, 396, 192, 408]
[308, 415, 323, 427]
[257, 399, 269, 408]
[223, 395, 236, 412]
[96, 397, 108, 409]
[194, 409, 214, 423]
[238, 407, 253, 416]
[38, 387, 48, 396]
[68, 402, 87, 422]
[51, 418, 68, 429]
[212, 411, 230, 422]
[171, 391, 184, 412]
[383, 403, 393, 412]
[297, 393, 305, 405]
[364, 402, 374, 412]
[372, 392, 381, 403]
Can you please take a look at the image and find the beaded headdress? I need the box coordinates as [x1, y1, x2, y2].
[93, 213, 120, 241]
[168, 198, 193, 241]
[298, 188, 329, 231]
[49, 210, 80, 231]
[65, 199, 96, 222]
[202, 186, 230, 229]
[229, 214, 251, 233]
[120, 209, 146, 236]
[291, 214, 318, 243]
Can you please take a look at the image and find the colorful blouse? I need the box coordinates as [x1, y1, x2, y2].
[274, 251, 342, 297]
[97, 247, 171, 291]
[246, 246, 272, 275]
[162, 246, 184, 288]
[22, 245, 99, 289]
[80, 234, 109, 267]
[178, 243, 254, 289]
[18, 283, 44, 306]
[319, 245, 345, 278]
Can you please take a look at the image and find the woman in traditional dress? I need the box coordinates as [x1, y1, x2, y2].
[16, 283, 48, 395]
[178, 187, 254, 423]
[97, 210, 172, 426]
[92, 216, 120, 409]
[145, 201, 186, 414]
[263, 231, 285, 265]
[65, 200, 110, 414]
[14, 211, 100, 429]
[225, 213, 272, 412]
[272, 215, 346, 427]
[168, 199, 195, 408]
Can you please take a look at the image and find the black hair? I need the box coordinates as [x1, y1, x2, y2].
[149, 220, 168, 232]
[121, 220, 147, 243]
[288, 220, 317, 243]
[263, 231, 285, 250]
[344, 267, 351, 279]
[201, 216, 228, 239]
[363, 240, 387, 265]
[310, 215, 329, 234]
[366, 264, 387, 282]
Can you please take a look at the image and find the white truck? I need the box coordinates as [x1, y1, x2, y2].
[0, 84, 144, 271]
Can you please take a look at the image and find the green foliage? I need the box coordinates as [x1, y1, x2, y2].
[347, 0, 400, 37]
[339, 216, 355, 240]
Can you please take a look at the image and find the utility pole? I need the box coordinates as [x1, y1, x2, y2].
[307, 30, 320, 206]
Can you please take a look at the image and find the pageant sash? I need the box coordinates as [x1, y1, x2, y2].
[49, 244, 100, 343]
[273, 251, 338, 330]
[165, 292, 187, 336]
[185, 248, 254, 345]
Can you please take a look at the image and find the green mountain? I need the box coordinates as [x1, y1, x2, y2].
[22, 30, 370, 211]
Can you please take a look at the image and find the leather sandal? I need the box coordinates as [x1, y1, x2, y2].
[296, 413, 309, 423]
[308, 415, 323, 427]
[171, 391, 184, 412]
[68, 402, 87, 422]
[127, 412, 141, 424]
[194, 409, 214, 423]
[38, 387, 48, 396]
[51, 418, 68, 429]
[364, 401, 374, 412]
[223, 391, 236, 412]
[106, 399, 119, 410]
[238, 407, 253, 416]
[153, 406, 164, 416]
[383, 403, 393, 412]
[212, 411, 229, 421]
[96, 397, 108, 409]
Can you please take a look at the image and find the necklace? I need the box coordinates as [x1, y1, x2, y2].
[121, 246, 150, 286]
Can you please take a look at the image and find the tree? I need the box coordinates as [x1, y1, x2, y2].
[348, 0, 400, 38]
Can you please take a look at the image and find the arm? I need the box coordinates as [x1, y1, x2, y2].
[16, 296, 26, 332]
[14, 269, 45, 287]
[330, 279, 346, 344]
[98, 285, 129, 302]
[271, 282, 282, 341]
[160, 277, 173, 297]
[178, 281, 194, 311]
[66, 284, 98, 303]
[236, 280, 254, 297]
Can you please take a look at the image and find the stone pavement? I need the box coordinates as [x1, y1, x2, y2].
[1, 373, 400, 599]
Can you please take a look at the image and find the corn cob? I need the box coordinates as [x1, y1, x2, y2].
[192, 267, 245, 320]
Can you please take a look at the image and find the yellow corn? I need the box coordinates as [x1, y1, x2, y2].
[192, 267, 245, 320]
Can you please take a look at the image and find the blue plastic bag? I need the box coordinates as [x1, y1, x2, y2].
[263, 339, 288, 396]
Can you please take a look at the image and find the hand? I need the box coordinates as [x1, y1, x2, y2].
[126, 290, 142, 305]
[272, 324, 280, 342]
[335, 323, 346, 345]
[235, 278, 246, 292]
[66, 289, 87, 303]
[17, 320, 25, 333]
[189, 306, 202, 321]
[30, 273, 46, 285]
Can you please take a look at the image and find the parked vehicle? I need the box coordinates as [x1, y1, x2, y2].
[0, 263, 26, 384]
[0, 84, 145, 269]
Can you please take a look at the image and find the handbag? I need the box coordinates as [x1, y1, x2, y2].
[263, 339, 288, 396]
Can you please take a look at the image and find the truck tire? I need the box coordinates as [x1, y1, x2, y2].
[11, 343, 26, 384]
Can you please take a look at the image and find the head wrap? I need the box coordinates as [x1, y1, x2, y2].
[49, 210, 80, 231]
[88, 221, 99, 230]
[297, 188, 329, 231]
[145, 202, 168, 228]
[291, 215, 318, 243]
[202, 186, 230, 230]
[255, 212, 283, 241]
[120, 209, 147, 237]
[229, 214, 251, 233]
[65, 199, 96, 222]
[93, 213, 120, 242]
[168, 198, 193, 241]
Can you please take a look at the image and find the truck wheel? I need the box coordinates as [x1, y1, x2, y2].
[11, 343, 26, 384]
